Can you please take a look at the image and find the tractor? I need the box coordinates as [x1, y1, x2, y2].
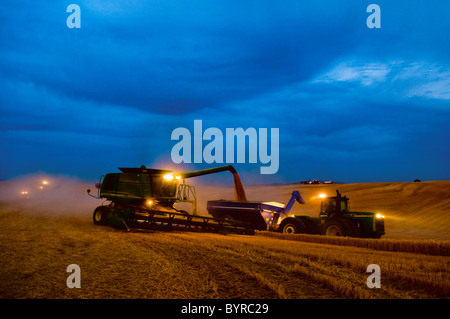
[278, 190, 385, 238]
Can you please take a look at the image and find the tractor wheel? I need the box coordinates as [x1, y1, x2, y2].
[93, 206, 109, 226]
[279, 218, 308, 234]
[321, 218, 355, 237]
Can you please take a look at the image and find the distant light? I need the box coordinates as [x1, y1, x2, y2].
[21, 191, 28, 195]
[376, 213, 384, 219]
[147, 200, 153, 206]
[42, 180, 49, 185]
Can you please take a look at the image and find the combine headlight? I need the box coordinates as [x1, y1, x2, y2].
[375, 213, 384, 219]
[163, 174, 174, 181]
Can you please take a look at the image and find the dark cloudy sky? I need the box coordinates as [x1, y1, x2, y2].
[1, 0, 449, 184]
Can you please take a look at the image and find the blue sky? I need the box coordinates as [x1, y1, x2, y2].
[0, 0, 449, 183]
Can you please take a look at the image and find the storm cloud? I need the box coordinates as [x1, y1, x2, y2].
[0, 0, 449, 183]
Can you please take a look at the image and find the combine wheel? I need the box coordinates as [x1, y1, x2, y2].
[93, 206, 109, 226]
[279, 218, 308, 234]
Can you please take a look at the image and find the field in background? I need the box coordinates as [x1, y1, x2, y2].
[0, 178, 449, 298]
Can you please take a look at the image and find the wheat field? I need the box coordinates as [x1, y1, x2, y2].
[0, 179, 449, 299]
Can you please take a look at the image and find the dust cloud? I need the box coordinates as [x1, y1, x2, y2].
[0, 174, 99, 217]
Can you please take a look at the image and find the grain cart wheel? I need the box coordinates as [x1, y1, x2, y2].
[279, 218, 307, 234]
[321, 218, 353, 237]
[93, 206, 109, 226]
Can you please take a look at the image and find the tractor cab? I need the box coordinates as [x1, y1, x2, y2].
[320, 190, 349, 218]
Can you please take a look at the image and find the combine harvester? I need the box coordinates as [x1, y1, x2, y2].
[87, 165, 256, 234]
[87, 165, 385, 238]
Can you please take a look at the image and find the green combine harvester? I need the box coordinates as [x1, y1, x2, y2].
[87, 165, 254, 234]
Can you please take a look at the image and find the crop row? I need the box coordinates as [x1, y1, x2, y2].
[256, 231, 450, 256]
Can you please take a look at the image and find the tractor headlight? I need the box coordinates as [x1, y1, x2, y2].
[375, 213, 384, 219]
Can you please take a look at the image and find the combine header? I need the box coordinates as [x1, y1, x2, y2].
[87, 165, 255, 234]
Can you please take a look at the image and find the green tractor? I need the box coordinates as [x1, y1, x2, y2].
[277, 190, 385, 238]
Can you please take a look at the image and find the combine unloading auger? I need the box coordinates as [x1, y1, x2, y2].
[176, 165, 247, 202]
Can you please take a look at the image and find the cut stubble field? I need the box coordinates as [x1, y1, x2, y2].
[0, 180, 449, 299]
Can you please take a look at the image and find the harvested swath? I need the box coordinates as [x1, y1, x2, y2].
[180, 233, 450, 299]
[257, 231, 450, 256]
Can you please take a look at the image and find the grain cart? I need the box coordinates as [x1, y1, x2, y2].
[207, 190, 385, 238]
[87, 165, 255, 234]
